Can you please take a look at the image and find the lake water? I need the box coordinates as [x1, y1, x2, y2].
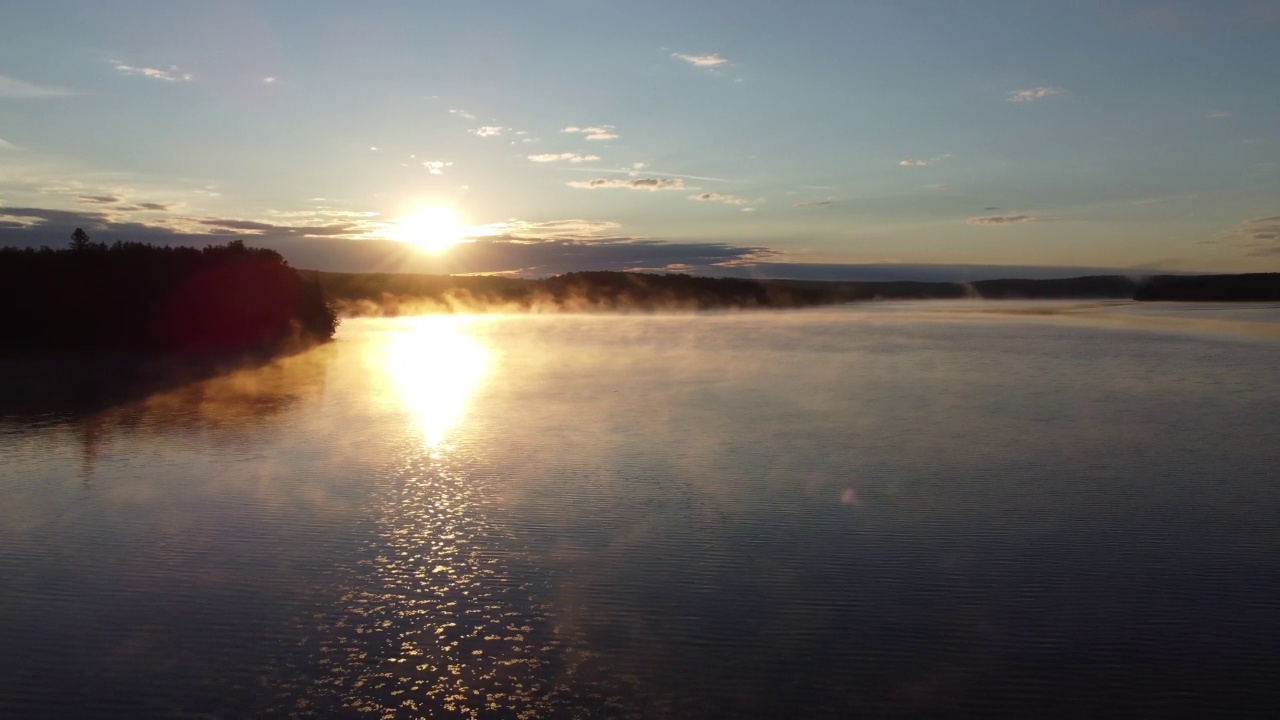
[3, 301, 1280, 719]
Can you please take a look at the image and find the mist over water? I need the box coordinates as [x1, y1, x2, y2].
[3, 301, 1280, 718]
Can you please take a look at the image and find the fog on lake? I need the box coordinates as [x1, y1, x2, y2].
[3, 301, 1280, 719]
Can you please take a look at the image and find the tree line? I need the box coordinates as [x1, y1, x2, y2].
[0, 230, 338, 353]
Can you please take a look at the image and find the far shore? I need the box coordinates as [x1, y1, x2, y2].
[308, 270, 1280, 317]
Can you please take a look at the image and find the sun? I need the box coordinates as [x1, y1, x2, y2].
[390, 206, 468, 252]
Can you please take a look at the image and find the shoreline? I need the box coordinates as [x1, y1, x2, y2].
[0, 338, 330, 419]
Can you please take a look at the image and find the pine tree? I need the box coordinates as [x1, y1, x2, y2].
[69, 228, 92, 252]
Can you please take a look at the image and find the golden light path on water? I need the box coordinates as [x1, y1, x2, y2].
[382, 315, 491, 452]
[278, 316, 620, 719]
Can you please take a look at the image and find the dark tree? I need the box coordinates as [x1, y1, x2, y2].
[0, 239, 339, 353]
[69, 227, 92, 252]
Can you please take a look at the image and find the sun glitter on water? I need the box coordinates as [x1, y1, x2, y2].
[381, 316, 490, 451]
[389, 205, 469, 252]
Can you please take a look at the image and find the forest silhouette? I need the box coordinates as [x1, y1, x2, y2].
[3, 231, 1277, 353]
[310, 269, 1280, 316]
[0, 230, 339, 354]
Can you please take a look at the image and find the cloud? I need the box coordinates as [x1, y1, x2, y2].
[900, 154, 952, 167]
[689, 192, 750, 206]
[672, 53, 729, 68]
[794, 200, 837, 209]
[0, 137, 15, 150]
[927, 183, 952, 190]
[1208, 110, 1232, 119]
[0, 203, 386, 247]
[562, 125, 619, 141]
[110, 60, 193, 82]
[1007, 86, 1065, 103]
[0, 204, 775, 276]
[1220, 214, 1280, 255]
[476, 218, 625, 242]
[421, 160, 453, 174]
[966, 214, 1050, 225]
[0, 204, 1198, 280]
[77, 194, 122, 205]
[449, 108, 477, 120]
[568, 178, 685, 191]
[470, 126, 505, 137]
[262, 76, 277, 84]
[268, 208, 378, 219]
[193, 217, 373, 237]
[0, 73, 70, 98]
[528, 153, 601, 163]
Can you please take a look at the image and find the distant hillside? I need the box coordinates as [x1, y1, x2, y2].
[1133, 273, 1280, 301]
[769, 275, 1139, 301]
[309, 270, 1280, 315]
[309, 270, 1144, 315]
[309, 270, 830, 313]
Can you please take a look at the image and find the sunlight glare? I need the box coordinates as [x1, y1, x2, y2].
[390, 206, 468, 252]
[381, 317, 489, 451]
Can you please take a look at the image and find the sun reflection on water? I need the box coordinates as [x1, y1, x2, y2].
[278, 316, 606, 718]
[380, 316, 490, 452]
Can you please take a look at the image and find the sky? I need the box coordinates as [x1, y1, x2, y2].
[1, 0, 1279, 280]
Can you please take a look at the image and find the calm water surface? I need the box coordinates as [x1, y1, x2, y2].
[3, 301, 1280, 719]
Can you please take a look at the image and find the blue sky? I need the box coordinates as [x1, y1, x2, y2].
[1, 0, 1278, 279]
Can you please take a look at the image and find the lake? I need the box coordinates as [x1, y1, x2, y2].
[3, 301, 1280, 719]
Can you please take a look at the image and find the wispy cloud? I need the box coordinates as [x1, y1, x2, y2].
[1208, 110, 1232, 119]
[529, 153, 601, 163]
[0, 137, 17, 150]
[568, 178, 685, 191]
[1007, 86, 1065, 103]
[422, 160, 453, 174]
[469, 126, 505, 138]
[1220, 214, 1280, 255]
[0, 73, 70, 98]
[967, 214, 1051, 225]
[562, 125, 619, 141]
[449, 108, 477, 120]
[0, 205, 782, 276]
[927, 183, 952, 190]
[672, 53, 729, 68]
[268, 208, 377, 219]
[899, 153, 952, 167]
[77, 194, 122, 205]
[794, 200, 838, 209]
[476, 218, 626, 242]
[689, 192, 750, 206]
[568, 166, 736, 183]
[110, 60, 193, 82]
[195, 217, 364, 236]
